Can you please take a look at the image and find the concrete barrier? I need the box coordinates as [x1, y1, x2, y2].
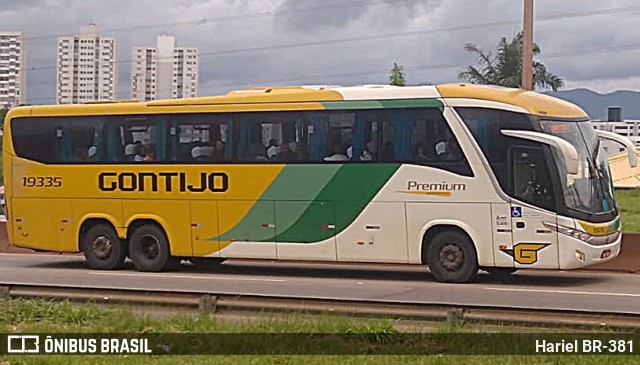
[0, 222, 637, 272]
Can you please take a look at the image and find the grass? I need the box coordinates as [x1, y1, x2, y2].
[0, 299, 639, 364]
[616, 189, 640, 233]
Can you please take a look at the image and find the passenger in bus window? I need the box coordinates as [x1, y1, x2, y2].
[212, 140, 225, 161]
[266, 139, 279, 160]
[413, 143, 429, 163]
[346, 145, 372, 161]
[323, 144, 349, 162]
[125, 143, 145, 162]
[381, 141, 395, 162]
[144, 143, 156, 161]
[277, 141, 297, 162]
[191, 145, 214, 161]
[435, 139, 461, 161]
[249, 143, 267, 161]
[88, 145, 97, 161]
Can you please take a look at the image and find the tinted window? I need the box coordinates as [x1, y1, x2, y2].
[11, 118, 59, 163]
[456, 108, 539, 194]
[10, 107, 471, 176]
[511, 147, 556, 211]
[380, 108, 472, 176]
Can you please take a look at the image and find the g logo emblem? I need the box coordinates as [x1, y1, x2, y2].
[500, 243, 550, 264]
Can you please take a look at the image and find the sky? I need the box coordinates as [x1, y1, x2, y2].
[2, 0, 640, 104]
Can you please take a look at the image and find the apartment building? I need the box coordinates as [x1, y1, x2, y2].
[0, 31, 26, 109]
[57, 24, 117, 104]
[131, 34, 198, 101]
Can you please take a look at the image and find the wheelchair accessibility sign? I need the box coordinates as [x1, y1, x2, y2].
[511, 207, 522, 218]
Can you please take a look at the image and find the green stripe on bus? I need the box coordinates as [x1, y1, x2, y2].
[275, 164, 400, 243]
[321, 99, 443, 110]
[378, 99, 444, 109]
[214, 165, 341, 242]
[321, 101, 383, 110]
[212, 164, 400, 244]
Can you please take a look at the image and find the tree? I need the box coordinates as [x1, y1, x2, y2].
[0, 108, 7, 128]
[0, 109, 6, 184]
[389, 62, 406, 86]
[458, 32, 564, 91]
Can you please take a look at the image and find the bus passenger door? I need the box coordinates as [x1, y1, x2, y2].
[275, 201, 336, 261]
[492, 203, 515, 268]
[190, 200, 220, 257]
[509, 147, 559, 269]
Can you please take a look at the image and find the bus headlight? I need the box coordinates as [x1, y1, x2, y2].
[543, 222, 592, 242]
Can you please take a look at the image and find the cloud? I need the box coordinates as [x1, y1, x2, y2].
[0, 0, 639, 104]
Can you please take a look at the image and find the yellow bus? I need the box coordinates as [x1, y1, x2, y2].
[3, 84, 635, 283]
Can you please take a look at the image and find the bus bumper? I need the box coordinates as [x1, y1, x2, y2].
[559, 233, 622, 270]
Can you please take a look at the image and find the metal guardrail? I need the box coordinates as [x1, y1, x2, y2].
[2, 284, 640, 330]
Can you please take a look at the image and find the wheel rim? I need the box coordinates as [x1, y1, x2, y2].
[439, 243, 464, 272]
[139, 234, 161, 260]
[91, 235, 113, 260]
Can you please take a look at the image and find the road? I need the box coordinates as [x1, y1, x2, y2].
[1, 253, 640, 315]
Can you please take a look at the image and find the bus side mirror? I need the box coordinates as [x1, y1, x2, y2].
[596, 130, 638, 168]
[501, 130, 580, 175]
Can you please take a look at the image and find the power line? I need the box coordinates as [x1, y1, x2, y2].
[24, 0, 417, 41]
[26, 4, 640, 73]
[25, 36, 640, 105]
[21, 5, 640, 103]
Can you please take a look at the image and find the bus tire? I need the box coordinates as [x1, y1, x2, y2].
[128, 224, 174, 272]
[82, 224, 127, 270]
[426, 230, 478, 283]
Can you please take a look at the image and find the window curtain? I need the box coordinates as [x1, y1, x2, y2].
[475, 117, 490, 152]
[309, 114, 328, 161]
[94, 121, 105, 161]
[350, 114, 366, 161]
[295, 117, 304, 143]
[394, 114, 414, 161]
[155, 120, 167, 161]
[224, 119, 234, 160]
[60, 125, 73, 162]
[237, 118, 252, 160]
[169, 122, 179, 161]
[106, 123, 120, 162]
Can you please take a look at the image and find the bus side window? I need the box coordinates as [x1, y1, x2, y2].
[11, 118, 59, 164]
[348, 111, 376, 162]
[307, 112, 329, 162]
[58, 118, 99, 163]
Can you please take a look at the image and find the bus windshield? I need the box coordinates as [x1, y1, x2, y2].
[540, 121, 616, 215]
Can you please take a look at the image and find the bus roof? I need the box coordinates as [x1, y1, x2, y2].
[12, 84, 587, 120]
[436, 83, 588, 119]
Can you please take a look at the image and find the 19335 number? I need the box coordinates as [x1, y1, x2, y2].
[22, 176, 62, 188]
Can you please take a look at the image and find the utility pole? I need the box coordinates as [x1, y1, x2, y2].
[521, 0, 534, 90]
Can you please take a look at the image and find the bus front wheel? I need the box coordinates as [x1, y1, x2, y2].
[426, 231, 478, 283]
[128, 224, 176, 272]
[82, 224, 127, 270]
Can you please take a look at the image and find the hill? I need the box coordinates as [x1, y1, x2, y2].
[546, 89, 640, 120]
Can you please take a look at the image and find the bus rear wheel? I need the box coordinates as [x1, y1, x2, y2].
[83, 224, 127, 270]
[128, 224, 176, 272]
[426, 231, 478, 283]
